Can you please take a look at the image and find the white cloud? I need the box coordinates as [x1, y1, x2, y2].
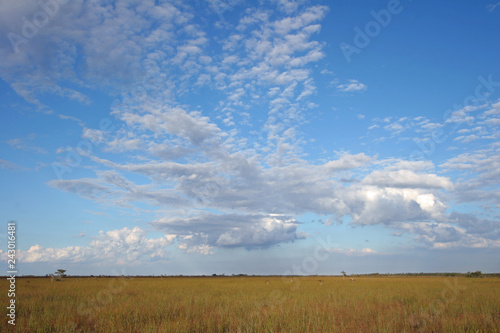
[19, 227, 176, 264]
[272, 5, 328, 35]
[336, 79, 367, 92]
[177, 233, 214, 255]
[455, 134, 480, 143]
[419, 121, 443, 131]
[327, 247, 377, 256]
[114, 102, 223, 147]
[481, 118, 500, 126]
[342, 186, 447, 226]
[82, 128, 107, 144]
[4, 0, 497, 262]
[152, 213, 304, 249]
[483, 100, 500, 116]
[49, 147, 462, 241]
[363, 169, 453, 191]
[394, 221, 500, 249]
[487, 2, 500, 12]
[0, 0, 200, 110]
[6, 133, 47, 154]
[215, 215, 305, 247]
[0, 158, 24, 171]
[273, 0, 306, 14]
[384, 121, 408, 135]
[440, 143, 500, 206]
[445, 105, 477, 124]
[323, 153, 373, 172]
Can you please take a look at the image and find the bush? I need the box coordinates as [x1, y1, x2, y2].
[466, 271, 483, 278]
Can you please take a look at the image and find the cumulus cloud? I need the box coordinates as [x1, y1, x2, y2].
[113, 102, 223, 147]
[393, 221, 500, 249]
[215, 215, 306, 247]
[384, 209, 500, 250]
[19, 227, 176, 264]
[48, 147, 471, 251]
[51, 151, 373, 218]
[341, 186, 447, 226]
[447, 212, 499, 237]
[152, 213, 305, 250]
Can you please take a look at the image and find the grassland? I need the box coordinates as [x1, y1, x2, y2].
[1, 275, 499, 332]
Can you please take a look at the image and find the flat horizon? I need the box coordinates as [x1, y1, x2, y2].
[1, 0, 499, 276]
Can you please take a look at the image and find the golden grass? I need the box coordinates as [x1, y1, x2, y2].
[1, 276, 499, 332]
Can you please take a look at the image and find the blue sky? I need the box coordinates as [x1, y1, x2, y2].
[0, 0, 499, 276]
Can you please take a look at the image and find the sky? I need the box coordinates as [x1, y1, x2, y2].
[0, 0, 499, 276]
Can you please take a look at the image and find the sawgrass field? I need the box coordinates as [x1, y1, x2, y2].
[1, 275, 499, 332]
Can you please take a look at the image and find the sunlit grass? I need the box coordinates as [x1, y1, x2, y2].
[1, 276, 499, 332]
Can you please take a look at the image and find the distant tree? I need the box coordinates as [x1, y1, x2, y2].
[466, 271, 483, 278]
[55, 269, 67, 281]
[341, 271, 347, 279]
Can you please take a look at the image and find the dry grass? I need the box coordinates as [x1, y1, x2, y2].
[1, 276, 499, 332]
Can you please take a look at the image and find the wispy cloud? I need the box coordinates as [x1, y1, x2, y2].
[0, 158, 25, 171]
[328, 248, 378, 256]
[6, 134, 47, 154]
[487, 2, 500, 12]
[336, 79, 367, 92]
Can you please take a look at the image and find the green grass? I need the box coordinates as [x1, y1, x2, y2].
[1, 276, 499, 332]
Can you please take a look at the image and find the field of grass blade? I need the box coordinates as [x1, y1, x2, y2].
[1, 276, 499, 332]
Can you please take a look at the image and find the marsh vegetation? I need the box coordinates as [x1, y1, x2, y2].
[1, 275, 498, 332]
